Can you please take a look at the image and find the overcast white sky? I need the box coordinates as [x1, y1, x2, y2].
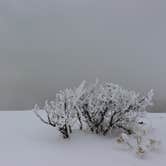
[0, 0, 166, 110]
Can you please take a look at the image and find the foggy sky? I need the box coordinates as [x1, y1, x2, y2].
[0, 0, 166, 111]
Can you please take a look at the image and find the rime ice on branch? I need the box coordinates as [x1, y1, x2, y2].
[34, 81, 86, 138]
[78, 81, 153, 135]
[33, 80, 154, 138]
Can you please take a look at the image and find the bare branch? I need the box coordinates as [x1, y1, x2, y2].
[34, 110, 50, 125]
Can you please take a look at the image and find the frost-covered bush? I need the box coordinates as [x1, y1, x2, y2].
[34, 80, 154, 140]
[33, 79, 159, 156]
[34, 81, 86, 138]
[77, 80, 154, 136]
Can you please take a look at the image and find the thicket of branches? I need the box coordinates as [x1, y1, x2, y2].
[33, 80, 154, 139]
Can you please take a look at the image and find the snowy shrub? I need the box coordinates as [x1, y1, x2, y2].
[116, 129, 161, 157]
[33, 79, 158, 156]
[77, 80, 154, 136]
[34, 81, 86, 138]
[34, 80, 153, 137]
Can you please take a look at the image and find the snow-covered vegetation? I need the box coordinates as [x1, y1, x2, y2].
[33, 80, 160, 156]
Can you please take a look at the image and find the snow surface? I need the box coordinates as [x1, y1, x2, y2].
[0, 111, 165, 166]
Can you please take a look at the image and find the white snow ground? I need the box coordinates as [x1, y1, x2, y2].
[0, 111, 165, 166]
